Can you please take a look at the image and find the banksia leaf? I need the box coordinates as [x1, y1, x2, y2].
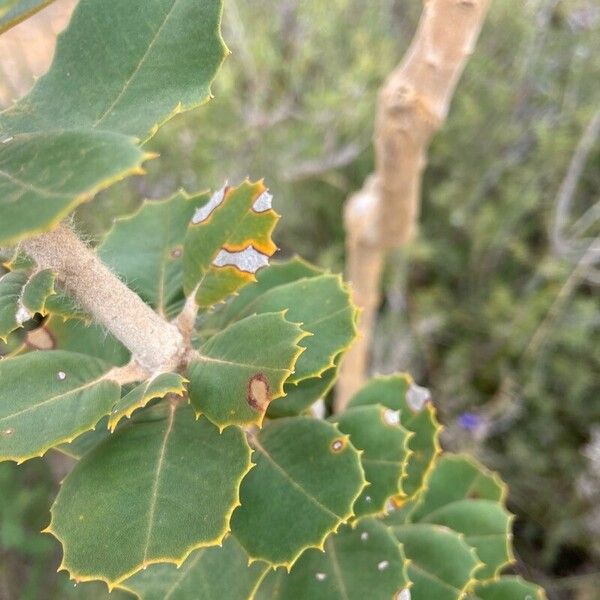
[0, 269, 29, 340]
[20, 269, 56, 316]
[25, 316, 130, 366]
[231, 417, 366, 567]
[390, 523, 480, 600]
[0, 351, 120, 463]
[108, 373, 187, 432]
[409, 455, 512, 580]
[0, 0, 227, 139]
[348, 375, 441, 497]
[204, 274, 357, 383]
[201, 256, 321, 331]
[0, 0, 56, 34]
[98, 191, 210, 318]
[469, 576, 547, 600]
[120, 535, 269, 600]
[48, 404, 252, 588]
[256, 519, 410, 600]
[183, 181, 278, 307]
[0, 131, 149, 246]
[57, 418, 112, 461]
[188, 312, 307, 429]
[0, 0, 227, 244]
[267, 364, 338, 419]
[334, 405, 413, 518]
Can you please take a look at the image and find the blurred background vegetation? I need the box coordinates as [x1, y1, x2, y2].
[1, 0, 599, 598]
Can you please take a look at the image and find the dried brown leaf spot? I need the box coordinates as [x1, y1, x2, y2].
[25, 326, 55, 351]
[247, 373, 270, 411]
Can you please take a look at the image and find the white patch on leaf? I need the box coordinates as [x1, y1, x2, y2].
[212, 247, 269, 274]
[406, 383, 431, 412]
[252, 190, 273, 213]
[191, 184, 228, 224]
[15, 306, 31, 326]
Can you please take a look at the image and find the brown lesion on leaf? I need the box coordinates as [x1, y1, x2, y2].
[25, 326, 55, 350]
[170, 246, 183, 259]
[247, 373, 270, 411]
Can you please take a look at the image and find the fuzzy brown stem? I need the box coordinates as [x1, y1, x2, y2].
[335, 0, 491, 410]
[22, 225, 185, 373]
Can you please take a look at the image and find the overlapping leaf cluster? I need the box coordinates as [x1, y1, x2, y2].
[0, 2, 545, 599]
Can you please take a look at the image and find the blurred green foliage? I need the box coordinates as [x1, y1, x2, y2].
[2, 0, 599, 598]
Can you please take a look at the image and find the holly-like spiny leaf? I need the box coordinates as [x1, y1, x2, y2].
[408, 455, 512, 580]
[334, 405, 413, 518]
[98, 191, 209, 319]
[24, 315, 130, 366]
[0, 0, 55, 34]
[391, 523, 481, 600]
[0, 0, 227, 140]
[256, 519, 410, 600]
[119, 535, 269, 600]
[204, 274, 357, 384]
[188, 312, 307, 429]
[47, 403, 253, 588]
[0, 130, 148, 246]
[469, 576, 546, 600]
[108, 372, 187, 432]
[183, 181, 278, 307]
[198, 256, 322, 338]
[267, 363, 338, 419]
[0, 350, 120, 463]
[231, 416, 366, 567]
[348, 374, 441, 497]
[0, 269, 28, 340]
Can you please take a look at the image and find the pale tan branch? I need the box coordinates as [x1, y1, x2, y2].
[22, 225, 185, 373]
[375, 0, 491, 246]
[336, 0, 491, 410]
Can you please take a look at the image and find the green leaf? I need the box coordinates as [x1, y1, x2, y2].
[0, 0, 227, 139]
[231, 416, 366, 567]
[25, 315, 130, 366]
[0, 350, 120, 463]
[334, 405, 413, 518]
[267, 364, 338, 419]
[209, 274, 357, 383]
[183, 181, 278, 307]
[56, 418, 112, 461]
[199, 256, 321, 336]
[0, 269, 28, 341]
[469, 576, 546, 600]
[348, 375, 441, 497]
[108, 373, 187, 432]
[21, 269, 56, 315]
[188, 312, 307, 429]
[47, 403, 253, 588]
[409, 455, 506, 521]
[0, 0, 55, 34]
[391, 523, 480, 600]
[0, 131, 148, 245]
[406, 455, 512, 580]
[257, 519, 410, 600]
[120, 535, 269, 600]
[98, 191, 209, 318]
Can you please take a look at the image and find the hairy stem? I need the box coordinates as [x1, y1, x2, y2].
[22, 225, 185, 373]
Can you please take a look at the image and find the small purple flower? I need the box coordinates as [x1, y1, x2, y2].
[458, 412, 481, 431]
